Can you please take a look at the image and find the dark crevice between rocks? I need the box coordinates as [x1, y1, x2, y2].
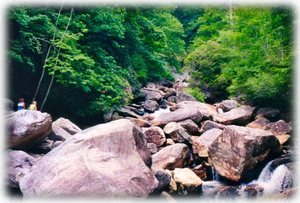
[7, 186, 23, 198]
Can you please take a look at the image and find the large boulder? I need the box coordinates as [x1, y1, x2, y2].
[140, 88, 164, 101]
[19, 119, 158, 197]
[179, 119, 199, 135]
[246, 116, 270, 130]
[213, 105, 254, 125]
[208, 125, 281, 182]
[193, 128, 223, 158]
[49, 117, 81, 141]
[163, 122, 192, 144]
[129, 118, 151, 127]
[175, 101, 217, 119]
[171, 168, 202, 194]
[217, 100, 238, 112]
[117, 106, 142, 118]
[7, 150, 37, 188]
[199, 120, 225, 133]
[7, 110, 52, 150]
[267, 120, 292, 135]
[152, 143, 190, 171]
[142, 126, 166, 147]
[151, 107, 202, 126]
[144, 100, 159, 113]
[176, 92, 196, 103]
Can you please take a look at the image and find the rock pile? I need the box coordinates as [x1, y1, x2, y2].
[5, 80, 293, 199]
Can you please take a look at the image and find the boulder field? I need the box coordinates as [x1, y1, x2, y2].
[5, 80, 294, 199]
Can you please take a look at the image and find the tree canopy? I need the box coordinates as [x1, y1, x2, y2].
[8, 5, 293, 125]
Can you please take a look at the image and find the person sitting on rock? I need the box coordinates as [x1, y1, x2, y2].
[17, 98, 25, 111]
[28, 101, 37, 110]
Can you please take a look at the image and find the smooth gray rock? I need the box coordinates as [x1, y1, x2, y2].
[7, 110, 52, 150]
[213, 105, 254, 125]
[152, 143, 190, 171]
[49, 117, 81, 141]
[7, 150, 37, 188]
[144, 100, 159, 113]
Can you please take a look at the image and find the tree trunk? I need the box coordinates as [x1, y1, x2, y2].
[40, 8, 74, 111]
[32, 4, 64, 103]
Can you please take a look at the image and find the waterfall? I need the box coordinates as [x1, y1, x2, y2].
[205, 160, 294, 198]
[256, 160, 274, 182]
[202, 181, 224, 197]
[211, 167, 220, 181]
[241, 160, 294, 196]
[149, 106, 170, 117]
[260, 164, 293, 195]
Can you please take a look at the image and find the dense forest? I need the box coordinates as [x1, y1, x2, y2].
[8, 6, 293, 126]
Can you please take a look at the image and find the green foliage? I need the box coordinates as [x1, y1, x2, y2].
[185, 7, 293, 108]
[8, 6, 185, 123]
[183, 87, 206, 102]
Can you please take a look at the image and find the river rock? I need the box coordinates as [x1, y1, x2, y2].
[255, 107, 280, 120]
[241, 185, 264, 198]
[175, 101, 217, 119]
[7, 150, 37, 188]
[117, 106, 141, 118]
[172, 168, 202, 194]
[191, 164, 208, 180]
[152, 143, 190, 171]
[7, 110, 52, 150]
[129, 118, 151, 127]
[142, 126, 166, 147]
[247, 118, 291, 144]
[49, 117, 81, 141]
[147, 143, 158, 154]
[19, 119, 158, 197]
[275, 134, 291, 145]
[141, 88, 164, 101]
[193, 128, 223, 158]
[165, 170, 177, 193]
[152, 107, 202, 126]
[144, 100, 159, 113]
[216, 186, 240, 198]
[213, 105, 254, 125]
[217, 100, 238, 112]
[246, 117, 270, 130]
[163, 122, 192, 144]
[176, 92, 196, 103]
[267, 120, 292, 135]
[199, 120, 225, 133]
[202, 181, 224, 197]
[159, 79, 173, 88]
[167, 96, 177, 103]
[208, 125, 281, 182]
[179, 119, 199, 134]
[166, 138, 175, 145]
[153, 171, 172, 193]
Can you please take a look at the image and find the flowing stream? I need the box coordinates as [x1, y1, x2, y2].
[202, 160, 294, 198]
[149, 103, 294, 198]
